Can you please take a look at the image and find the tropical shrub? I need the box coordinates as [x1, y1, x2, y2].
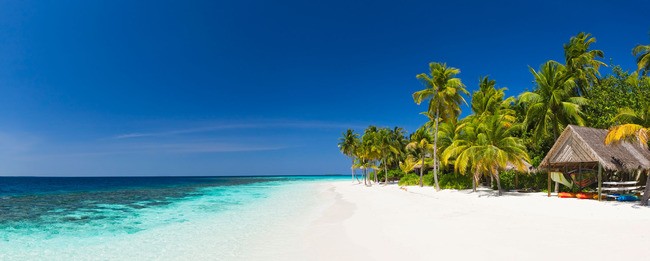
[438, 172, 473, 189]
[398, 172, 434, 186]
[398, 173, 422, 186]
[387, 169, 406, 181]
[492, 171, 549, 191]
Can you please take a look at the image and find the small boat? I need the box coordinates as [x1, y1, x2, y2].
[575, 192, 593, 199]
[558, 192, 575, 198]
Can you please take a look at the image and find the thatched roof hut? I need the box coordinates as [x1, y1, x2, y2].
[538, 125, 650, 200]
[539, 125, 650, 172]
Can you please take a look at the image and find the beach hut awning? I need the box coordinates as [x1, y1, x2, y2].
[538, 125, 650, 172]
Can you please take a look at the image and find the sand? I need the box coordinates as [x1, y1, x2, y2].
[292, 181, 650, 261]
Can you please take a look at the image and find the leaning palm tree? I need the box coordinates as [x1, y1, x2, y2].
[413, 62, 468, 190]
[605, 107, 650, 148]
[406, 126, 434, 187]
[605, 105, 650, 206]
[519, 61, 588, 142]
[563, 32, 605, 95]
[338, 129, 361, 183]
[633, 43, 650, 76]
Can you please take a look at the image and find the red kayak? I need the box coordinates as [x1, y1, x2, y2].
[575, 193, 593, 199]
[558, 192, 575, 198]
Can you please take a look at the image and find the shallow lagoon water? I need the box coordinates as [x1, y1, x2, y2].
[0, 176, 342, 260]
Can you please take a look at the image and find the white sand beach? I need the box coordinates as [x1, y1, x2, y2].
[278, 180, 650, 261]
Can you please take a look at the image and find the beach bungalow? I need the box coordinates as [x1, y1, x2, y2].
[538, 125, 650, 201]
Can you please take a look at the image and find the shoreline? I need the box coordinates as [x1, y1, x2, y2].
[2, 179, 648, 260]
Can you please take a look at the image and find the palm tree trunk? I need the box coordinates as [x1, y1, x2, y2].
[515, 172, 518, 190]
[553, 126, 560, 193]
[495, 170, 503, 196]
[354, 164, 361, 183]
[363, 167, 367, 186]
[374, 164, 379, 183]
[641, 170, 650, 206]
[433, 105, 441, 191]
[384, 160, 388, 185]
[472, 173, 478, 192]
[419, 154, 425, 187]
[351, 158, 355, 183]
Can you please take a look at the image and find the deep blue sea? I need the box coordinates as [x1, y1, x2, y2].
[0, 175, 345, 260]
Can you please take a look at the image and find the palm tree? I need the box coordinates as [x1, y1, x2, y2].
[338, 129, 361, 183]
[406, 126, 434, 187]
[477, 116, 530, 195]
[519, 61, 588, 142]
[468, 76, 516, 123]
[633, 43, 650, 76]
[605, 107, 650, 148]
[375, 128, 391, 185]
[385, 127, 408, 183]
[563, 32, 605, 95]
[399, 156, 417, 174]
[605, 106, 650, 206]
[361, 126, 380, 185]
[390, 126, 409, 161]
[443, 77, 525, 193]
[354, 144, 370, 186]
[413, 62, 468, 190]
[443, 116, 529, 195]
[442, 121, 481, 191]
[520, 61, 587, 192]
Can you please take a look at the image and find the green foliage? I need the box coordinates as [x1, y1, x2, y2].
[583, 66, 650, 129]
[398, 173, 425, 186]
[491, 171, 550, 192]
[398, 171, 472, 189]
[519, 60, 587, 141]
[398, 172, 435, 186]
[438, 172, 473, 189]
[633, 43, 650, 76]
[492, 171, 516, 191]
[387, 169, 406, 181]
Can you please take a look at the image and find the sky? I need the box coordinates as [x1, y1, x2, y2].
[0, 0, 648, 176]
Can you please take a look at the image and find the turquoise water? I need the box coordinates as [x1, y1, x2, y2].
[0, 176, 343, 260]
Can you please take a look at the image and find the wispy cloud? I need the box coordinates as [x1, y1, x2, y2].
[18, 142, 292, 161]
[112, 120, 365, 140]
[137, 143, 290, 153]
[0, 132, 40, 155]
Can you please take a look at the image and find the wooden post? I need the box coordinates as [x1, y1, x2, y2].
[597, 163, 603, 201]
[546, 163, 551, 198]
[578, 163, 581, 189]
[557, 165, 573, 192]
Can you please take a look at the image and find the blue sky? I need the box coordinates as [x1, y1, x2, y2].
[0, 0, 648, 176]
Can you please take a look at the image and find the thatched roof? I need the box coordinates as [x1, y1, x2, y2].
[539, 125, 650, 171]
[505, 160, 534, 172]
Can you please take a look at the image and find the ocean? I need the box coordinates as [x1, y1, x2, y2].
[0, 175, 344, 260]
